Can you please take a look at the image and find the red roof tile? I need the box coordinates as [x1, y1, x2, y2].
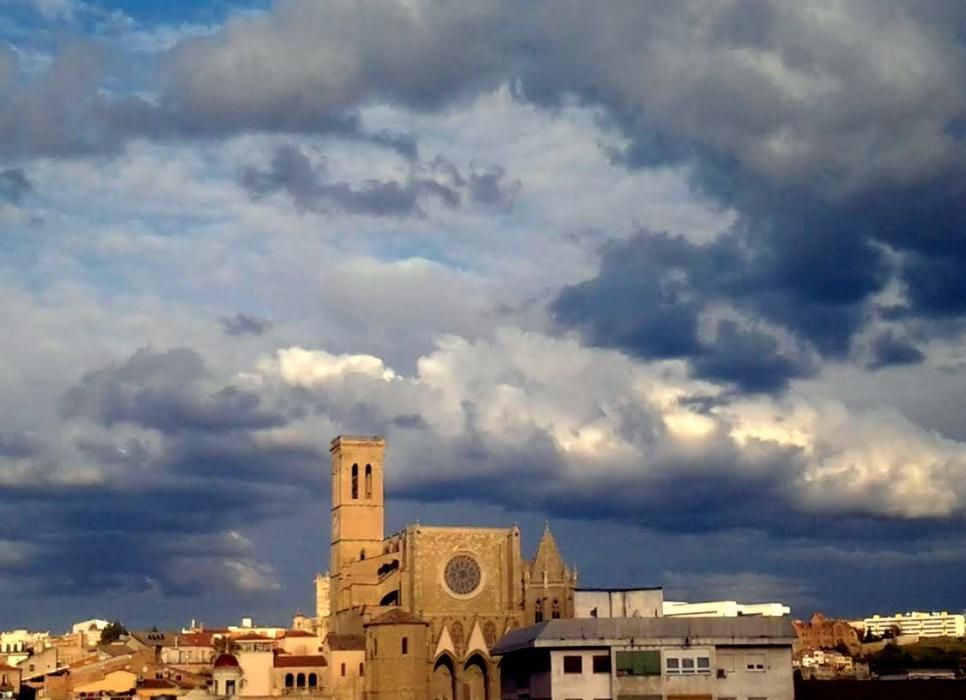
[365, 609, 428, 627]
[178, 632, 215, 647]
[274, 655, 328, 669]
[213, 654, 239, 668]
[233, 633, 272, 641]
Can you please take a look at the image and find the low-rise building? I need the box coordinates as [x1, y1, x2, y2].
[794, 648, 870, 680]
[663, 600, 791, 618]
[492, 616, 796, 700]
[574, 588, 664, 619]
[2, 629, 50, 665]
[862, 611, 965, 639]
[0, 661, 22, 698]
[160, 631, 217, 669]
[70, 621, 109, 650]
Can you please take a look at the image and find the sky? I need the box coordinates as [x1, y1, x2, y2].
[1, 0, 966, 631]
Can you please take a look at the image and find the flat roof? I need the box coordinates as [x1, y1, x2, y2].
[491, 617, 796, 655]
[576, 587, 663, 592]
[330, 435, 384, 448]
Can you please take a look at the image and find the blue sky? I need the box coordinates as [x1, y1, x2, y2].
[2, 0, 966, 631]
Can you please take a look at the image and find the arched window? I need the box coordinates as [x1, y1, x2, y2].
[351, 464, 359, 499]
[360, 549, 366, 561]
[296, 673, 305, 688]
[284, 673, 294, 688]
[401, 636, 408, 655]
[359, 663, 364, 677]
[535, 598, 544, 623]
[341, 663, 346, 677]
[552, 599, 561, 619]
[365, 464, 372, 499]
[308, 673, 317, 688]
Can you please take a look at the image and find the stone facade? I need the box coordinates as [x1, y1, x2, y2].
[793, 612, 861, 655]
[317, 435, 577, 699]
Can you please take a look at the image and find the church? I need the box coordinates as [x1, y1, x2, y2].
[314, 435, 578, 699]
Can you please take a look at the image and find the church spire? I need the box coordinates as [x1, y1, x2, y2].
[531, 520, 566, 581]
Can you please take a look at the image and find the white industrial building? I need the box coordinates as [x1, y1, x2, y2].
[862, 611, 965, 638]
[493, 617, 796, 700]
[575, 586, 790, 620]
[574, 588, 665, 619]
[663, 600, 791, 618]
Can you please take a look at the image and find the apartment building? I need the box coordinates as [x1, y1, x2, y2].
[492, 616, 796, 700]
[862, 611, 965, 638]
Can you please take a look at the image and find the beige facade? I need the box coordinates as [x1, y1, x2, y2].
[493, 617, 797, 700]
[318, 435, 577, 700]
[0, 661, 22, 697]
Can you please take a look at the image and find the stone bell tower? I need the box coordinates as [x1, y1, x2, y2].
[330, 435, 385, 611]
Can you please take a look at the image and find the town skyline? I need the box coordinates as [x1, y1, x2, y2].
[2, 0, 966, 632]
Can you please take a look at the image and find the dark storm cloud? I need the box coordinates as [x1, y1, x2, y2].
[392, 414, 428, 430]
[867, 331, 925, 370]
[63, 347, 285, 433]
[0, 168, 31, 203]
[691, 321, 816, 394]
[0, 431, 42, 458]
[0, 346, 324, 599]
[552, 230, 821, 392]
[220, 313, 273, 337]
[240, 144, 518, 216]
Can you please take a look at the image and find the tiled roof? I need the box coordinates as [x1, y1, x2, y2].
[274, 655, 328, 668]
[131, 631, 178, 647]
[325, 634, 365, 651]
[178, 632, 215, 647]
[365, 609, 428, 627]
[282, 630, 315, 638]
[213, 654, 239, 668]
[491, 617, 797, 655]
[233, 633, 272, 641]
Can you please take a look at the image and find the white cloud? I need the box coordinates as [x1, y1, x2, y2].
[253, 328, 966, 520]
[268, 346, 397, 386]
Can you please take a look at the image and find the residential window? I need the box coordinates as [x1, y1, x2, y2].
[746, 653, 766, 672]
[563, 655, 583, 674]
[592, 655, 611, 674]
[616, 650, 661, 677]
[666, 650, 712, 675]
[718, 652, 736, 672]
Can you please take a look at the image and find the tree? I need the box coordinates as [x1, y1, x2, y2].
[100, 621, 128, 644]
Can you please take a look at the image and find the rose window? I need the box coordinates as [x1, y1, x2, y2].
[444, 555, 482, 595]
